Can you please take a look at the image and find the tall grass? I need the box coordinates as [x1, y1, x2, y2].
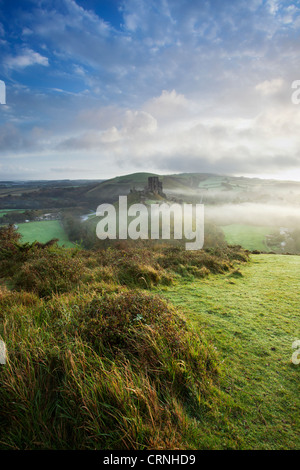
[0, 227, 248, 449]
[0, 286, 239, 449]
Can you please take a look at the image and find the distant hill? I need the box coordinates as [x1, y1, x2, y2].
[1, 172, 300, 210]
[80, 172, 300, 206]
[84, 172, 158, 201]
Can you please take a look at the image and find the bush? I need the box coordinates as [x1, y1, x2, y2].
[13, 251, 84, 297]
[158, 245, 233, 275]
[0, 225, 23, 260]
[116, 259, 172, 288]
[0, 288, 224, 449]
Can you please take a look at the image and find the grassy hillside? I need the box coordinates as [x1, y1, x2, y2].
[79, 171, 300, 204]
[164, 254, 300, 449]
[0, 228, 248, 449]
[0, 226, 298, 449]
[84, 172, 158, 201]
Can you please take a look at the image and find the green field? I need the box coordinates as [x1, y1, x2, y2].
[17, 220, 74, 247]
[163, 254, 300, 449]
[221, 224, 276, 251]
[0, 209, 25, 218]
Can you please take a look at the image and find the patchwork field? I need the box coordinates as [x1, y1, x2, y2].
[17, 220, 74, 248]
[163, 254, 300, 449]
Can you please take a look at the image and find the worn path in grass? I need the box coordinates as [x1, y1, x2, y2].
[162, 254, 300, 449]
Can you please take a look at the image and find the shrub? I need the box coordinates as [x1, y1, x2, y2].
[13, 251, 84, 297]
[158, 245, 233, 275]
[0, 287, 228, 450]
[116, 259, 172, 288]
[78, 290, 218, 401]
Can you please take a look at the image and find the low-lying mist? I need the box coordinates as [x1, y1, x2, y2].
[205, 203, 300, 228]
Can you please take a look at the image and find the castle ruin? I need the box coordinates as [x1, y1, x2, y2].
[146, 176, 163, 195]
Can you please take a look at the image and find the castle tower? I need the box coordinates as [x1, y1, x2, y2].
[147, 176, 163, 195]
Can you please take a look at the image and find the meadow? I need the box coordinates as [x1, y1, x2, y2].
[221, 224, 276, 251]
[17, 220, 74, 248]
[163, 254, 300, 449]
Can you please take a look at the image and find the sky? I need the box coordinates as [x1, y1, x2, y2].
[0, 0, 300, 181]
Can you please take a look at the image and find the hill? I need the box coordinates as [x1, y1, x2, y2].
[2, 172, 300, 210]
[2, 172, 300, 254]
[80, 172, 300, 206]
[0, 227, 298, 449]
[0, 226, 248, 449]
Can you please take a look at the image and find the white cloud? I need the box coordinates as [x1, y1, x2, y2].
[43, 83, 300, 179]
[1, 0, 300, 179]
[6, 48, 49, 69]
[255, 78, 284, 95]
[123, 110, 157, 135]
[56, 109, 157, 150]
[144, 90, 193, 123]
[123, 13, 139, 32]
[267, 0, 280, 16]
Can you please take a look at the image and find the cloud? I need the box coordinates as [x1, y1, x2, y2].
[50, 166, 87, 173]
[0, 123, 33, 152]
[42, 82, 300, 179]
[6, 48, 49, 69]
[56, 109, 157, 150]
[3, 75, 300, 179]
[1, 0, 300, 179]
[255, 78, 284, 95]
[123, 110, 157, 135]
[144, 90, 194, 123]
[267, 0, 280, 16]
